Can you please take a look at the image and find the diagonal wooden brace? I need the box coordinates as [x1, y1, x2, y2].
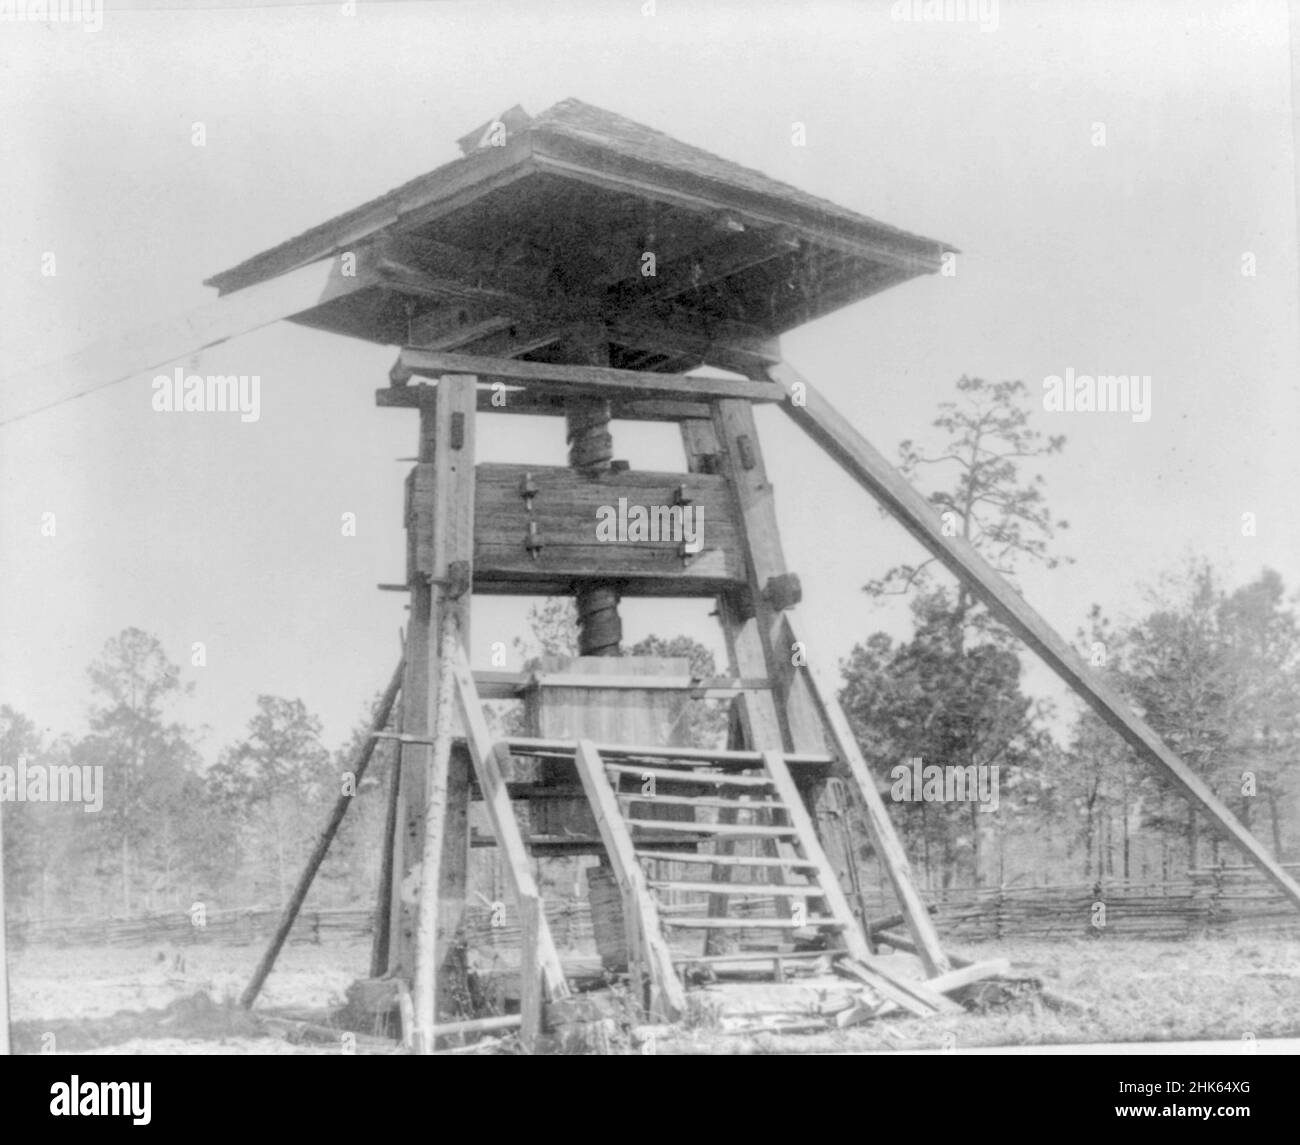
[769, 359, 1300, 913]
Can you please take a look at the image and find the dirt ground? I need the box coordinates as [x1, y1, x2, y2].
[7, 932, 1299, 1054]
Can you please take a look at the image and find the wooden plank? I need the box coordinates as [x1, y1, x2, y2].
[393, 347, 784, 403]
[662, 917, 844, 929]
[781, 612, 951, 977]
[625, 819, 796, 838]
[378, 384, 711, 422]
[411, 612, 460, 1055]
[772, 359, 1300, 915]
[529, 137, 943, 273]
[840, 956, 964, 1015]
[388, 376, 477, 986]
[506, 737, 832, 766]
[707, 401, 827, 936]
[410, 374, 478, 1049]
[835, 958, 938, 1018]
[682, 417, 752, 949]
[713, 398, 827, 753]
[762, 751, 872, 962]
[471, 461, 746, 589]
[518, 897, 542, 1055]
[605, 231, 799, 318]
[617, 792, 785, 811]
[572, 740, 687, 1020]
[634, 850, 820, 870]
[240, 655, 404, 1010]
[605, 765, 770, 791]
[648, 881, 827, 897]
[926, 960, 1011, 995]
[1, 250, 381, 426]
[527, 673, 769, 693]
[449, 644, 569, 1000]
[671, 951, 830, 965]
[206, 141, 539, 295]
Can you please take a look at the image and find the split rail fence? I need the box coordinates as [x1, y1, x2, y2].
[10, 868, 1300, 951]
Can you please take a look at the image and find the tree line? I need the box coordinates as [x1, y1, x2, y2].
[2, 376, 1295, 917]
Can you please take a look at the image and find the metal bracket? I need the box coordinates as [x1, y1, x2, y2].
[524, 520, 545, 562]
[674, 484, 694, 566]
[519, 470, 539, 511]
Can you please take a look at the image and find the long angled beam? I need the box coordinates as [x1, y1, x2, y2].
[769, 360, 1300, 911]
[0, 250, 378, 427]
[449, 643, 569, 1000]
[391, 347, 785, 403]
[240, 654, 405, 1010]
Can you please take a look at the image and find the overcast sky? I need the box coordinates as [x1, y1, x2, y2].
[1, 0, 1297, 761]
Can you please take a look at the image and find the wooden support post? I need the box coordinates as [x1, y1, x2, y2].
[771, 359, 1300, 913]
[781, 613, 950, 977]
[518, 897, 542, 1054]
[388, 376, 477, 985]
[370, 692, 404, 979]
[240, 655, 405, 1009]
[412, 611, 460, 1055]
[450, 642, 570, 1000]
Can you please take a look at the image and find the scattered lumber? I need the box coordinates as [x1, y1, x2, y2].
[835, 956, 961, 1017]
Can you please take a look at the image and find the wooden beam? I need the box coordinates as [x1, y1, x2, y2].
[762, 751, 872, 962]
[607, 313, 781, 377]
[771, 359, 1300, 914]
[449, 644, 569, 999]
[411, 612, 459, 1055]
[780, 612, 951, 977]
[240, 655, 405, 1010]
[377, 383, 711, 422]
[604, 231, 799, 314]
[387, 377, 476, 984]
[374, 256, 537, 312]
[206, 141, 539, 295]
[530, 141, 944, 272]
[0, 249, 380, 426]
[572, 740, 688, 1020]
[504, 737, 833, 767]
[925, 959, 1011, 995]
[392, 348, 784, 403]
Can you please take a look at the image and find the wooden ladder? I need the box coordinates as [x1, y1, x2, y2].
[559, 738, 873, 1018]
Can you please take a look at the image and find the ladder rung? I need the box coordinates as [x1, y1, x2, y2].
[625, 820, 796, 838]
[662, 917, 845, 929]
[505, 737, 834, 768]
[649, 880, 827, 897]
[634, 850, 820, 869]
[606, 764, 773, 788]
[671, 950, 831, 965]
[615, 792, 786, 811]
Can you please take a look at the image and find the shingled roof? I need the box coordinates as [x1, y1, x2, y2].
[207, 99, 951, 372]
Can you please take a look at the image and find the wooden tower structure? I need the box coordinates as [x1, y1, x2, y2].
[10, 99, 1300, 1051]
